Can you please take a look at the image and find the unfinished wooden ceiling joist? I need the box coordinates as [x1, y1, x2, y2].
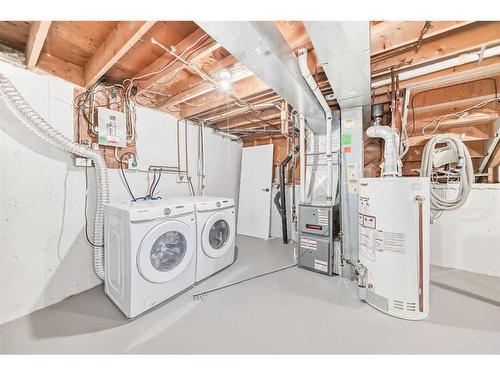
[0, 20, 499, 173]
[0, 21, 496, 117]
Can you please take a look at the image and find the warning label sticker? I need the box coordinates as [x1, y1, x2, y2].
[314, 259, 328, 273]
[359, 220, 406, 260]
[382, 231, 406, 253]
[359, 197, 370, 214]
[359, 243, 375, 262]
[363, 215, 376, 229]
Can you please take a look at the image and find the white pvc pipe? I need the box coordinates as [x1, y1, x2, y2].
[372, 45, 500, 89]
[299, 114, 306, 203]
[366, 125, 401, 177]
[298, 48, 333, 205]
[198, 120, 206, 195]
[0, 73, 109, 280]
[211, 128, 241, 141]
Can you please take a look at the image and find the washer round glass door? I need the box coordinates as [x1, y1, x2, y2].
[201, 211, 235, 258]
[137, 220, 194, 283]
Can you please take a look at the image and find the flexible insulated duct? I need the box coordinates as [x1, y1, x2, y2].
[0, 73, 109, 280]
[420, 134, 473, 212]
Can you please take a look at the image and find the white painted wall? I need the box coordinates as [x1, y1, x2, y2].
[0, 61, 241, 325]
[430, 184, 500, 277]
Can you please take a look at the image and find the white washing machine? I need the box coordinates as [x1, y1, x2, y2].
[104, 199, 196, 318]
[180, 196, 236, 283]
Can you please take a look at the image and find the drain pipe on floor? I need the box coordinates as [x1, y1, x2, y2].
[297, 48, 333, 205]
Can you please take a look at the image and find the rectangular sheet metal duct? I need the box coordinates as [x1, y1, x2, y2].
[305, 22, 371, 279]
[304, 21, 371, 109]
[196, 21, 325, 134]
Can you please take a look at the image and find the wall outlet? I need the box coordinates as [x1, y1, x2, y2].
[127, 155, 138, 170]
[74, 156, 92, 167]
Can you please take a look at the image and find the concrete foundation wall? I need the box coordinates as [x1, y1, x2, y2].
[0, 61, 241, 325]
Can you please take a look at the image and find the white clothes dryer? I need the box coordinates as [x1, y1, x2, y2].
[180, 196, 236, 283]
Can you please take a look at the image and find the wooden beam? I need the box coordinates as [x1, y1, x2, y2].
[484, 122, 500, 169]
[403, 158, 481, 176]
[411, 93, 500, 116]
[408, 121, 497, 146]
[35, 52, 84, 87]
[215, 108, 281, 129]
[371, 21, 474, 56]
[25, 21, 51, 69]
[181, 75, 270, 118]
[372, 56, 500, 103]
[84, 21, 155, 88]
[371, 22, 500, 73]
[134, 28, 218, 91]
[196, 90, 278, 122]
[275, 21, 311, 51]
[403, 139, 488, 162]
[160, 68, 254, 110]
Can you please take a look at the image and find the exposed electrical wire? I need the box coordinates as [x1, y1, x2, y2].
[124, 33, 208, 87]
[422, 97, 500, 136]
[409, 78, 498, 137]
[148, 172, 157, 196]
[119, 152, 137, 201]
[151, 173, 161, 197]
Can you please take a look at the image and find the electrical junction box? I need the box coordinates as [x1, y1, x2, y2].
[97, 107, 126, 148]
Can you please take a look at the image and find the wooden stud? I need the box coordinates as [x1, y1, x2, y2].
[180, 75, 270, 118]
[371, 21, 473, 56]
[408, 121, 497, 146]
[35, 52, 84, 87]
[403, 139, 488, 162]
[25, 21, 51, 69]
[215, 108, 281, 129]
[160, 68, 254, 109]
[133, 28, 218, 91]
[371, 22, 500, 73]
[84, 21, 156, 88]
[372, 56, 500, 103]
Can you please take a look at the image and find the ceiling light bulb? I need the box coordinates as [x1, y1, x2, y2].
[218, 69, 231, 81]
[219, 80, 231, 91]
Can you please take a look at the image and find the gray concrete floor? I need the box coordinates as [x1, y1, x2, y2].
[1, 235, 500, 354]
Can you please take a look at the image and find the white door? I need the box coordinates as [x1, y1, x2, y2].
[237, 144, 274, 239]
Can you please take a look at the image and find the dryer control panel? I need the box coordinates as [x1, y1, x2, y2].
[196, 198, 234, 212]
[128, 202, 195, 222]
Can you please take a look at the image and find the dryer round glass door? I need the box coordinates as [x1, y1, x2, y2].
[137, 220, 194, 283]
[202, 211, 235, 258]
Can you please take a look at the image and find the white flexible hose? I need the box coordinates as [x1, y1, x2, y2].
[420, 134, 473, 212]
[0, 73, 109, 280]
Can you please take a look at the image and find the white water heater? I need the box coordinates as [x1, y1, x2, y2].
[358, 177, 430, 320]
